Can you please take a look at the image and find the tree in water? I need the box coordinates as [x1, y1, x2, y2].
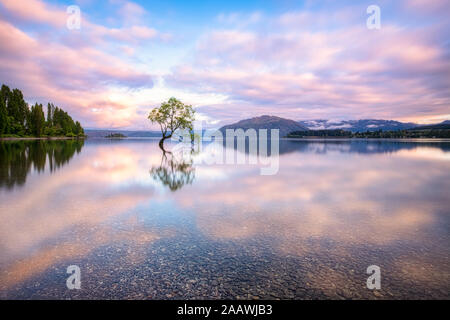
[148, 97, 195, 149]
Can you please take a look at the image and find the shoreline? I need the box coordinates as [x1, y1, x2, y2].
[283, 137, 450, 142]
[1, 136, 450, 142]
[0, 136, 86, 141]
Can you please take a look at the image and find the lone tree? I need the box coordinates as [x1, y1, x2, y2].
[148, 97, 195, 148]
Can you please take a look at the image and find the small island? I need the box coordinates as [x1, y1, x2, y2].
[0, 84, 85, 139]
[105, 133, 127, 138]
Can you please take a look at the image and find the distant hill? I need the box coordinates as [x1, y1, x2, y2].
[298, 119, 419, 132]
[409, 122, 450, 130]
[220, 115, 309, 137]
[85, 129, 161, 138]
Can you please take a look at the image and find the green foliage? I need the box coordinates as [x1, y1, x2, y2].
[30, 103, 46, 137]
[47, 103, 53, 124]
[74, 121, 84, 136]
[50, 106, 81, 136]
[1, 85, 11, 135]
[0, 84, 85, 138]
[0, 98, 7, 134]
[352, 129, 450, 139]
[148, 97, 195, 144]
[7, 88, 29, 134]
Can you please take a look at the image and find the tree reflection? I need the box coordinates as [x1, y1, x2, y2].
[0, 139, 84, 190]
[150, 144, 196, 191]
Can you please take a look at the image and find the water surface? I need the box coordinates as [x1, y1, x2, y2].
[0, 138, 449, 299]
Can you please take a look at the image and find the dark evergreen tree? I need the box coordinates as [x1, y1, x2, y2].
[30, 103, 46, 137]
[7, 89, 29, 135]
[47, 103, 53, 125]
[0, 85, 11, 134]
[0, 98, 7, 134]
[74, 121, 84, 136]
[0, 85, 10, 107]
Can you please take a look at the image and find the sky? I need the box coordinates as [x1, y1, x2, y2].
[0, 0, 449, 130]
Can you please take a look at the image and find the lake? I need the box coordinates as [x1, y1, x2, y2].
[0, 138, 449, 299]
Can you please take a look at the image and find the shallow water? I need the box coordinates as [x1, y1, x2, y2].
[0, 138, 449, 299]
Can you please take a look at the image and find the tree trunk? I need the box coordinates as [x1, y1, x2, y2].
[159, 134, 172, 151]
[158, 137, 166, 149]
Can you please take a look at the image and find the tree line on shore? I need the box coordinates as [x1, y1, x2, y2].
[287, 128, 450, 139]
[0, 84, 84, 138]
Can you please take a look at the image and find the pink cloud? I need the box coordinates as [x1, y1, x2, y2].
[119, 1, 147, 25]
[0, 0, 166, 128]
[166, 11, 450, 124]
[1, 0, 448, 128]
[0, 0, 165, 43]
[0, 0, 67, 27]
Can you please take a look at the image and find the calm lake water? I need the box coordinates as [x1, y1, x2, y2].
[0, 138, 449, 299]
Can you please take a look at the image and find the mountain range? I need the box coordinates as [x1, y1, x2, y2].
[298, 119, 420, 132]
[220, 116, 450, 135]
[85, 117, 449, 138]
